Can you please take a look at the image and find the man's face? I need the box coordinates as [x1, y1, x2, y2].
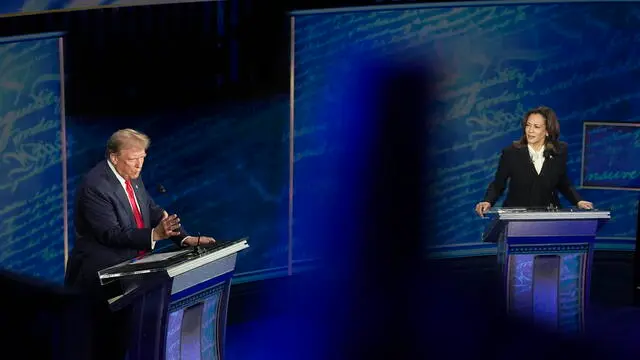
[111, 146, 146, 180]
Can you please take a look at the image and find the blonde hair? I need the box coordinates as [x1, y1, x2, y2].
[106, 129, 150, 156]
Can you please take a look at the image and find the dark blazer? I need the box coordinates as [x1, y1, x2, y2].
[483, 142, 582, 208]
[65, 160, 186, 290]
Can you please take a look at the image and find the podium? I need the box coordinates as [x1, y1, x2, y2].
[98, 238, 249, 360]
[482, 208, 610, 333]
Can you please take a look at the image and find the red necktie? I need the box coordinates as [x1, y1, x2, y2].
[125, 180, 146, 256]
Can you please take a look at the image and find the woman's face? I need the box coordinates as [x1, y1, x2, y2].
[525, 113, 548, 147]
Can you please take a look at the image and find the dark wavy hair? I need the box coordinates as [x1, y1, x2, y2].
[513, 106, 561, 154]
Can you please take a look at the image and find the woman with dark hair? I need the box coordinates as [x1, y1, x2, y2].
[475, 106, 594, 217]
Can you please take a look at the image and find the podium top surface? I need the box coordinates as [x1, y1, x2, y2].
[98, 237, 249, 284]
[486, 207, 611, 221]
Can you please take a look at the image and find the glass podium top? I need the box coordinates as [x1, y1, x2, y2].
[485, 207, 611, 221]
[98, 237, 249, 284]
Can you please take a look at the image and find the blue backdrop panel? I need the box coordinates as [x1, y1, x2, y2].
[292, 3, 640, 257]
[582, 122, 640, 190]
[0, 33, 66, 282]
[66, 97, 290, 279]
[0, 0, 210, 17]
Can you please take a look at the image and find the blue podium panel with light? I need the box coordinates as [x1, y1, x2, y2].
[483, 209, 610, 333]
[98, 239, 249, 360]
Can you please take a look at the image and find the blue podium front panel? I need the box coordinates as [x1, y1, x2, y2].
[487, 211, 609, 334]
[166, 308, 185, 359]
[505, 241, 590, 333]
[165, 274, 232, 360]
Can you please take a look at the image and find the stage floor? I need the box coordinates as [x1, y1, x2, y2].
[225, 252, 640, 359]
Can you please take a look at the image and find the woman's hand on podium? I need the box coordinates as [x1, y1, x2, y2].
[475, 201, 492, 217]
[577, 200, 594, 210]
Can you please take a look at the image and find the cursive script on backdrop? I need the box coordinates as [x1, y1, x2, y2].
[0, 35, 65, 282]
[292, 3, 640, 250]
[0, 38, 61, 193]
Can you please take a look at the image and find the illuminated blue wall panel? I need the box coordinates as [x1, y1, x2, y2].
[292, 3, 640, 257]
[0, 33, 66, 283]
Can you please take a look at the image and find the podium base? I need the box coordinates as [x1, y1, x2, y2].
[499, 235, 593, 333]
[165, 274, 233, 360]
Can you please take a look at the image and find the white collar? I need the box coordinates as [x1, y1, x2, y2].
[527, 144, 545, 156]
[107, 159, 127, 186]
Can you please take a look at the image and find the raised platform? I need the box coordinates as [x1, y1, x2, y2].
[224, 252, 639, 359]
[226, 251, 636, 324]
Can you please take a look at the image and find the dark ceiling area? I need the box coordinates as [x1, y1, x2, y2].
[0, 1, 286, 115]
[0, 0, 448, 115]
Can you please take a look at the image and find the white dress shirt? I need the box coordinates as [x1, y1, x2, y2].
[528, 144, 545, 175]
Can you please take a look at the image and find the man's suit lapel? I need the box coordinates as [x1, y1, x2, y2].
[131, 179, 150, 227]
[103, 161, 137, 228]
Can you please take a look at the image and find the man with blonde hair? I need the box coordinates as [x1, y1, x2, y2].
[65, 128, 214, 360]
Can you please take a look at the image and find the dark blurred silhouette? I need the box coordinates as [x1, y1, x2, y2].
[269, 54, 432, 360]
[0, 271, 92, 359]
[271, 54, 622, 359]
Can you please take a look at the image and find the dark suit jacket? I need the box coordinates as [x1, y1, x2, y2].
[65, 160, 186, 291]
[483, 142, 583, 208]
